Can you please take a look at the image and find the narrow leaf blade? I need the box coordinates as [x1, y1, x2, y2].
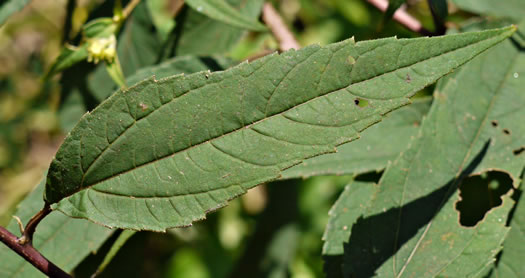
[46, 27, 515, 232]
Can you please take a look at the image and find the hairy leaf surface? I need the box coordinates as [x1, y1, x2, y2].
[184, 0, 266, 31]
[45, 27, 515, 231]
[0, 176, 113, 278]
[282, 97, 431, 179]
[326, 26, 524, 278]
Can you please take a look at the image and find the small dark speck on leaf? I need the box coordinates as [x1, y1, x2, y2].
[513, 147, 525, 156]
[406, 74, 411, 83]
[503, 128, 511, 135]
[491, 120, 498, 127]
[354, 98, 369, 108]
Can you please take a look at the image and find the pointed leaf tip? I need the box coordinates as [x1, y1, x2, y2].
[46, 27, 515, 231]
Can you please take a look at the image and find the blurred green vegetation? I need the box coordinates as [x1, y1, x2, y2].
[0, 0, 478, 276]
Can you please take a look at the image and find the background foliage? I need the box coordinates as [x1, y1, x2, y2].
[0, 0, 523, 277]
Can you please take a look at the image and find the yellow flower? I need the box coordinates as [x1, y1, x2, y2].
[87, 34, 117, 64]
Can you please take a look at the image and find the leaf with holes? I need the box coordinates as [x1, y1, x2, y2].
[325, 24, 525, 278]
[44, 27, 515, 232]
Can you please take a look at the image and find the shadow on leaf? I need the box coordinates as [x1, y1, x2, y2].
[325, 141, 491, 278]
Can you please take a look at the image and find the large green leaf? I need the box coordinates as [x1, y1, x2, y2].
[6, 56, 234, 278]
[45, 27, 515, 232]
[451, 0, 525, 21]
[488, 186, 525, 278]
[0, 175, 113, 278]
[325, 26, 525, 277]
[0, 0, 31, 26]
[184, 0, 266, 31]
[282, 97, 431, 179]
[173, 0, 264, 56]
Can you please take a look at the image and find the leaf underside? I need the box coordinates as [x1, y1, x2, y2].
[45, 27, 515, 232]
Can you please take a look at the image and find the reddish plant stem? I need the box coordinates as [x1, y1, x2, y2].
[262, 3, 300, 51]
[0, 226, 72, 278]
[367, 0, 434, 36]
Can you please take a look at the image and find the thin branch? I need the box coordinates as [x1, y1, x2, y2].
[367, 0, 433, 36]
[262, 3, 300, 51]
[122, 0, 141, 18]
[0, 226, 72, 278]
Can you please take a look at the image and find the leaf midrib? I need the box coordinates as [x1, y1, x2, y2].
[75, 35, 498, 200]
